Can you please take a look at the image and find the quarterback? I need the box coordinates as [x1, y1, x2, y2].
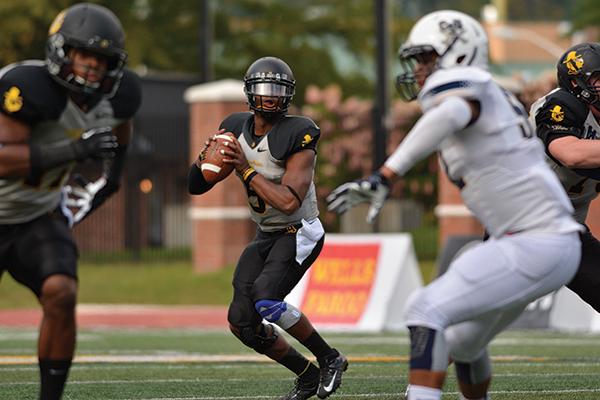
[327, 10, 582, 400]
[188, 57, 347, 400]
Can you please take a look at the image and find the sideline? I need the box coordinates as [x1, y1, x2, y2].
[0, 304, 229, 329]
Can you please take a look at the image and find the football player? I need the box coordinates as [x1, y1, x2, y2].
[0, 3, 141, 399]
[188, 56, 347, 400]
[530, 42, 600, 313]
[327, 10, 582, 400]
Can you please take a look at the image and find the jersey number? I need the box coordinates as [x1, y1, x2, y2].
[247, 187, 266, 213]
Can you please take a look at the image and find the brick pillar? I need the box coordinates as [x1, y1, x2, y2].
[184, 79, 255, 273]
[435, 169, 483, 248]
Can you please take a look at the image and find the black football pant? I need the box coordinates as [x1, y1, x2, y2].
[566, 230, 600, 312]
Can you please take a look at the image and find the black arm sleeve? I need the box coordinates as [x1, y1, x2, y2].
[29, 140, 78, 178]
[573, 167, 600, 180]
[188, 163, 214, 195]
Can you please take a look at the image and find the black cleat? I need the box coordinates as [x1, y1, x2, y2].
[317, 350, 348, 398]
[280, 375, 319, 400]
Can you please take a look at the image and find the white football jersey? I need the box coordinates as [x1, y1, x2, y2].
[419, 67, 582, 238]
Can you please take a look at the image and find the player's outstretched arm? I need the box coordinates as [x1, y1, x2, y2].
[328, 96, 474, 223]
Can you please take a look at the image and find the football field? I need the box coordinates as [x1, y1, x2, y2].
[1, 328, 600, 399]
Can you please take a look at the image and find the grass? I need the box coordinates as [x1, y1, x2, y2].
[0, 259, 439, 309]
[0, 261, 236, 309]
[1, 328, 599, 399]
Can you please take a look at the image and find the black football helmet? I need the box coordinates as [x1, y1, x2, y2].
[45, 3, 127, 97]
[557, 42, 600, 107]
[244, 57, 295, 114]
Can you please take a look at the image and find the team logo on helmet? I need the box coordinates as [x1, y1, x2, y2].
[48, 10, 66, 35]
[3, 87, 23, 113]
[550, 105, 564, 122]
[439, 19, 465, 46]
[563, 51, 584, 75]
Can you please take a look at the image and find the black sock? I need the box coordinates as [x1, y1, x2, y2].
[301, 330, 337, 364]
[278, 347, 319, 381]
[39, 358, 71, 400]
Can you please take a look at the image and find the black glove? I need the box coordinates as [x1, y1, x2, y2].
[71, 127, 118, 161]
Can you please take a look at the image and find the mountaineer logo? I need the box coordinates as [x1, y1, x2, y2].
[550, 105, 564, 122]
[563, 51, 584, 75]
[3, 86, 23, 113]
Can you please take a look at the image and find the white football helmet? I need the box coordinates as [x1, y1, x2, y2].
[396, 10, 489, 101]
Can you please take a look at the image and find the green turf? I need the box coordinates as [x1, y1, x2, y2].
[0, 260, 439, 309]
[1, 328, 599, 399]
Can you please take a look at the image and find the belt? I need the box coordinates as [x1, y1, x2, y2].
[258, 223, 302, 237]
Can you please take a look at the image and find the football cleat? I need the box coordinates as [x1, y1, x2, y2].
[317, 351, 348, 398]
[280, 375, 319, 400]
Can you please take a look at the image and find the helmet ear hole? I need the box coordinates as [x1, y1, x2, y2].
[456, 54, 466, 64]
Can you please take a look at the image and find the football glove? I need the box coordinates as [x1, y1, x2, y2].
[72, 127, 118, 161]
[326, 171, 390, 224]
[64, 174, 108, 225]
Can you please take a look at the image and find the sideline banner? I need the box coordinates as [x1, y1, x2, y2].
[286, 234, 423, 332]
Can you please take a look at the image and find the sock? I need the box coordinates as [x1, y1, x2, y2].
[460, 395, 490, 400]
[407, 384, 442, 400]
[301, 330, 336, 364]
[278, 347, 319, 381]
[39, 358, 72, 400]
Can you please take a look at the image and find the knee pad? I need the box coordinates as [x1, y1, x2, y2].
[238, 323, 278, 353]
[254, 299, 301, 329]
[408, 326, 448, 372]
[454, 349, 491, 385]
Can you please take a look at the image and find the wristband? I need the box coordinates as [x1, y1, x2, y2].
[242, 167, 258, 187]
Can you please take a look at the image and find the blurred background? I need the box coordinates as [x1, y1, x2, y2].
[3, 0, 600, 305]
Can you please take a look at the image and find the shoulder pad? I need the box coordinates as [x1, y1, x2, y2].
[0, 61, 66, 125]
[419, 67, 490, 110]
[110, 69, 142, 119]
[219, 112, 252, 138]
[269, 115, 320, 159]
[535, 89, 588, 125]
[533, 88, 587, 143]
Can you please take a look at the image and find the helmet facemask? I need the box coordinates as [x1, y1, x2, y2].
[396, 47, 439, 101]
[47, 33, 127, 98]
[244, 73, 295, 115]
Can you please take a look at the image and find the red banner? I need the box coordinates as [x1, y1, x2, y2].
[301, 243, 380, 324]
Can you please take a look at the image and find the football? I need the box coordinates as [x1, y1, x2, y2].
[201, 134, 235, 184]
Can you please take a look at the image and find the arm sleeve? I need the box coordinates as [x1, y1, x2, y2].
[188, 163, 214, 195]
[384, 96, 472, 176]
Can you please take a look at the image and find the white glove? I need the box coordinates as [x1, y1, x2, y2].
[64, 175, 107, 225]
[326, 172, 390, 224]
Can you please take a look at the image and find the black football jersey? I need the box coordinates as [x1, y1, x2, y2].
[220, 112, 320, 231]
[0, 60, 141, 224]
[530, 87, 600, 224]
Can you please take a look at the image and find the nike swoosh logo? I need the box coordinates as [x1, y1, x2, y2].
[323, 371, 338, 392]
[257, 148, 267, 152]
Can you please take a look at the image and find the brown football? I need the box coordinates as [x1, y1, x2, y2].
[201, 134, 235, 184]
